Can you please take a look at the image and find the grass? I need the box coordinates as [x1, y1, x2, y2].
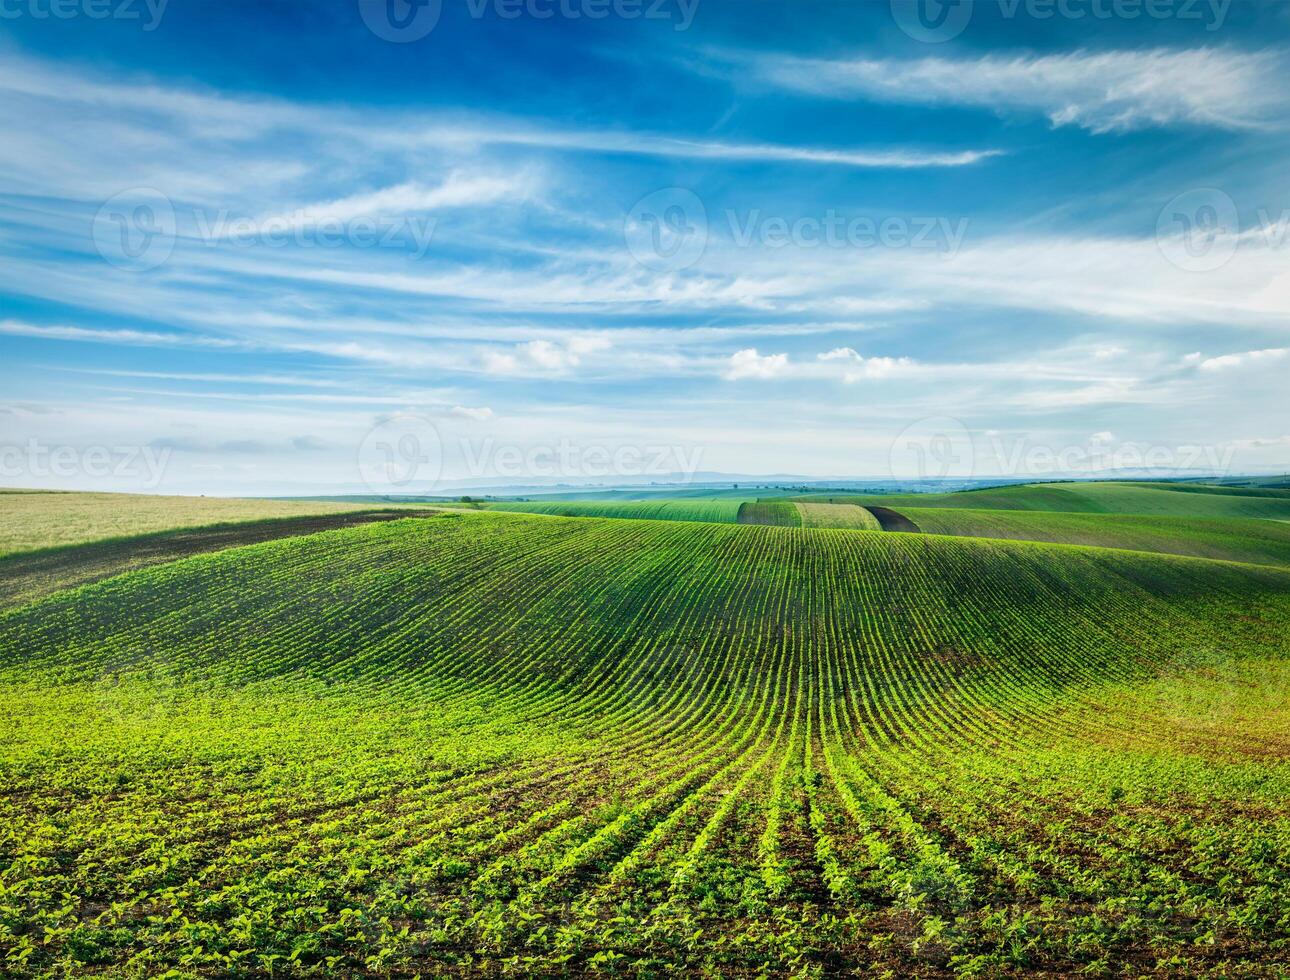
[801, 480, 1290, 519]
[0, 490, 400, 557]
[1, 510, 1287, 976]
[485, 498, 746, 523]
[903, 508, 1290, 567]
[795, 501, 882, 529]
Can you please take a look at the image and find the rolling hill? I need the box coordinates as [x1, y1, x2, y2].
[2, 510, 1286, 975]
[898, 508, 1290, 567]
[802, 480, 1290, 520]
[0, 490, 406, 557]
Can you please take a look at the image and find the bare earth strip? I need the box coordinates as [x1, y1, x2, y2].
[865, 505, 922, 533]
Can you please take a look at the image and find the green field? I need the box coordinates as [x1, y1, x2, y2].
[2, 509, 1288, 976]
[803, 481, 1290, 520]
[904, 508, 1290, 567]
[485, 498, 746, 523]
[0, 490, 397, 557]
[736, 500, 802, 527]
[794, 502, 882, 530]
[0, 510, 439, 612]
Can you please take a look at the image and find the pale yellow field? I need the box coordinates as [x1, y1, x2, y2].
[0, 491, 402, 556]
[794, 501, 882, 530]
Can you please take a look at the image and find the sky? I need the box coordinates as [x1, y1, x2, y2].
[2, 0, 1289, 494]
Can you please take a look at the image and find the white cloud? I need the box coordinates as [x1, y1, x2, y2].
[1197, 347, 1288, 371]
[481, 336, 614, 375]
[469, 128, 1002, 168]
[449, 405, 494, 421]
[725, 348, 789, 380]
[816, 346, 916, 381]
[241, 172, 534, 232]
[0, 319, 241, 348]
[752, 48, 1284, 133]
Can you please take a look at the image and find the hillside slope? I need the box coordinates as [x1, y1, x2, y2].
[902, 508, 1290, 567]
[2, 512, 1287, 975]
[0, 490, 405, 556]
[485, 498, 746, 523]
[804, 481, 1290, 519]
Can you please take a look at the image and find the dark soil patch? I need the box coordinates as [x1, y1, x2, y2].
[867, 506, 921, 533]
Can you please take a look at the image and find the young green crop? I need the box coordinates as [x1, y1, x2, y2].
[1, 511, 1287, 976]
[804, 480, 1290, 519]
[485, 498, 745, 523]
[737, 500, 801, 526]
[903, 507, 1290, 567]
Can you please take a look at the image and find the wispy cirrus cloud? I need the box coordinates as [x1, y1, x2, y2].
[746, 47, 1286, 133]
[1190, 346, 1288, 371]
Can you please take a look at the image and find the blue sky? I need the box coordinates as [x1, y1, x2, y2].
[2, 0, 1289, 493]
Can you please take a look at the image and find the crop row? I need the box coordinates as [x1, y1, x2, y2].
[1, 512, 1287, 975]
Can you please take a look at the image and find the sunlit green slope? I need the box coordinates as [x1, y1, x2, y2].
[900, 508, 1290, 567]
[2, 511, 1287, 975]
[804, 480, 1290, 519]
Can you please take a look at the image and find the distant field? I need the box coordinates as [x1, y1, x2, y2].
[486, 498, 745, 523]
[737, 500, 801, 526]
[2, 512, 1287, 975]
[0, 490, 395, 556]
[794, 501, 881, 529]
[905, 508, 1290, 567]
[0, 510, 444, 610]
[804, 481, 1290, 519]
